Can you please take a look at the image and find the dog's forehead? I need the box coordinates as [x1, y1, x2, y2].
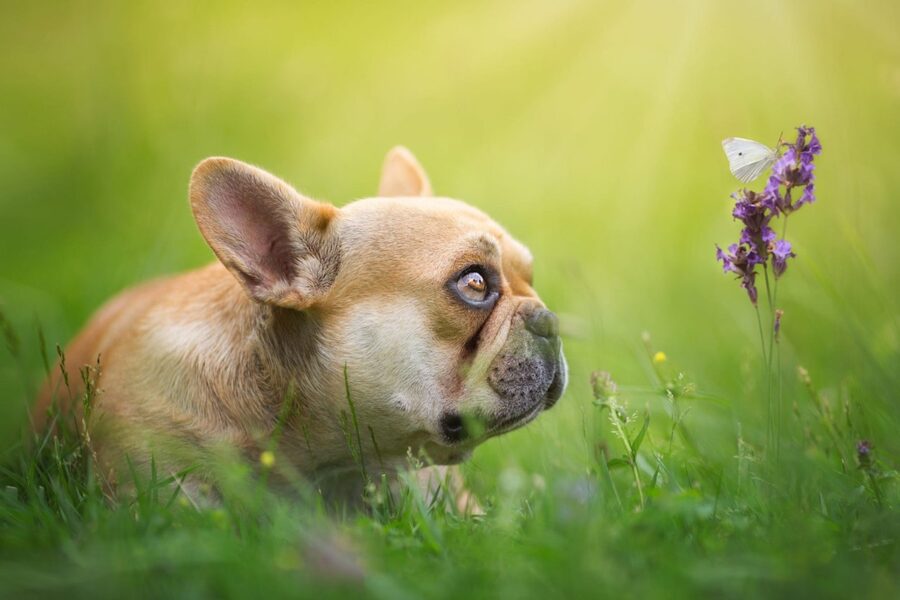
[341, 196, 530, 262]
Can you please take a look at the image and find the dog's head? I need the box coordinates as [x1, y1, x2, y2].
[190, 148, 566, 466]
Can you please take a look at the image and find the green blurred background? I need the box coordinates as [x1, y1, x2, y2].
[1, 0, 899, 508]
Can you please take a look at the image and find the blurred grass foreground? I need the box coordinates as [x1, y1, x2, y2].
[1, 1, 900, 598]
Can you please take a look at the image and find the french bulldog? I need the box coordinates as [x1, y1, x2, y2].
[35, 147, 567, 501]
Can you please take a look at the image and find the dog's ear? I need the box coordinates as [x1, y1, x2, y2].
[378, 146, 433, 197]
[190, 157, 341, 310]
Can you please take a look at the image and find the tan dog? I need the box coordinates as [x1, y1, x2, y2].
[36, 148, 566, 500]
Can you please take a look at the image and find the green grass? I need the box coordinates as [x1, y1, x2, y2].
[1, 322, 896, 598]
[2, 0, 900, 597]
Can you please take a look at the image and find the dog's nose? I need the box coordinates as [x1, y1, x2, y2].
[524, 307, 559, 339]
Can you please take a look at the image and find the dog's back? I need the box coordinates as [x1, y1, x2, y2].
[34, 277, 170, 428]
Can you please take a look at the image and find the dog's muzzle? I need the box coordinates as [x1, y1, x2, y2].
[484, 306, 566, 428]
[439, 307, 567, 444]
[488, 307, 565, 406]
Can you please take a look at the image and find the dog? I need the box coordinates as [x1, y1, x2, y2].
[36, 147, 567, 502]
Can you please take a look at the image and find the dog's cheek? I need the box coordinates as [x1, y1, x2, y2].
[328, 299, 451, 423]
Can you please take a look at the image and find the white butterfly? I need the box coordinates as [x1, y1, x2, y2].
[721, 137, 778, 183]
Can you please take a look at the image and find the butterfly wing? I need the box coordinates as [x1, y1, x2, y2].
[722, 137, 778, 183]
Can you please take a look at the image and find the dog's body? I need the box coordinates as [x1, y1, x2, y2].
[36, 148, 566, 499]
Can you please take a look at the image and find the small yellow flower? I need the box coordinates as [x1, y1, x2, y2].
[260, 450, 275, 468]
[211, 508, 229, 528]
[652, 351, 667, 364]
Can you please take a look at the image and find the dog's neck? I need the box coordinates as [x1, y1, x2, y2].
[181, 267, 350, 471]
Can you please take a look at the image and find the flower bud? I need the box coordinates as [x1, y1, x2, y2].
[857, 440, 872, 468]
[590, 370, 617, 403]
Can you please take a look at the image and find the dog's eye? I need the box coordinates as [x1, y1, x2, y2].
[450, 266, 499, 309]
[457, 271, 488, 303]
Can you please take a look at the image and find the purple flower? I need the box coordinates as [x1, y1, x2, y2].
[806, 132, 822, 157]
[798, 183, 815, 208]
[857, 440, 871, 456]
[731, 189, 770, 221]
[772, 147, 796, 181]
[716, 243, 761, 304]
[716, 124, 820, 304]
[731, 190, 775, 257]
[764, 174, 781, 203]
[770, 239, 795, 278]
[716, 245, 735, 274]
[739, 225, 775, 252]
[761, 127, 821, 215]
[795, 127, 809, 149]
[796, 125, 822, 158]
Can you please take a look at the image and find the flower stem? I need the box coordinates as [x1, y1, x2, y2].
[609, 402, 645, 511]
[754, 305, 768, 366]
[754, 303, 770, 450]
[762, 264, 775, 459]
[772, 218, 788, 463]
[865, 467, 885, 508]
[776, 340, 783, 463]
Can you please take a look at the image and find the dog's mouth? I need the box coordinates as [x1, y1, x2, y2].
[438, 397, 547, 445]
[439, 351, 567, 444]
[486, 402, 544, 437]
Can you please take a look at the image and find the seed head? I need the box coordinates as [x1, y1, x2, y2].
[590, 370, 618, 405]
